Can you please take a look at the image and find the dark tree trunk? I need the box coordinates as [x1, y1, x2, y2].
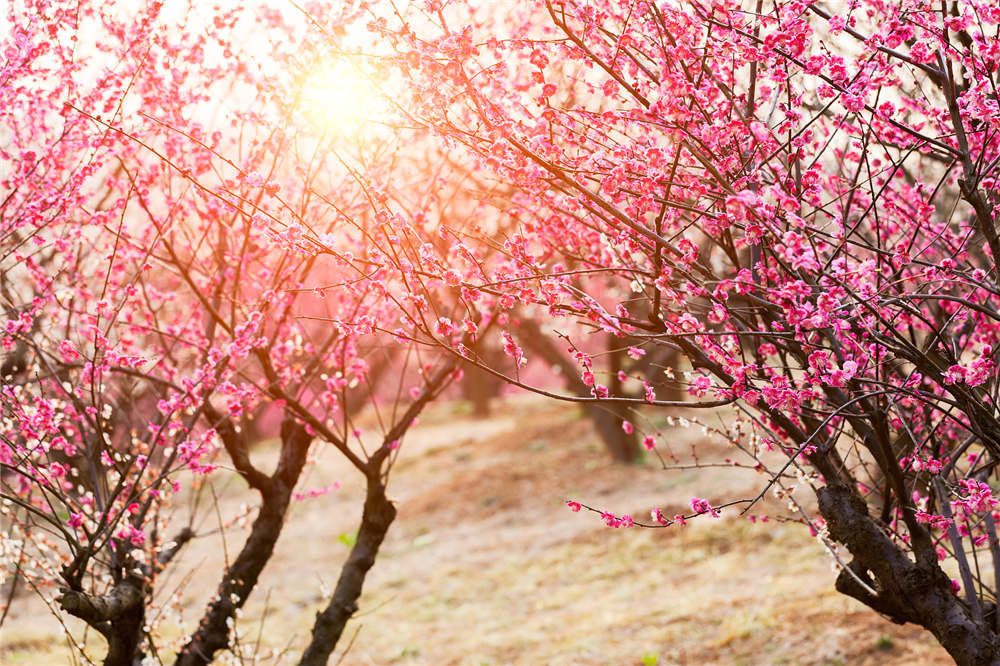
[297, 361, 453, 665]
[818, 484, 1000, 666]
[175, 419, 312, 666]
[679, 337, 1000, 665]
[59, 576, 146, 666]
[298, 476, 396, 666]
[106, 600, 145, 666]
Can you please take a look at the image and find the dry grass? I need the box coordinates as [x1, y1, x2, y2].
[1, 397, 949, 665]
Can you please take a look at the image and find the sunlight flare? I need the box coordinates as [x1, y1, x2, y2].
[297, 59, 383, 135]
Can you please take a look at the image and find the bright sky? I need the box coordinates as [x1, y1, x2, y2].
[296, 58, 387, 136]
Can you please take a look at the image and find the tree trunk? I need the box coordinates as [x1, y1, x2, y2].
[175, 420, 311, 666]
[59, 576, 145, 666]
[106, 601, 144, 666]
[517, 320, 639, 462]
[818, 484, 1000, 666]
[602, 341, 639, 462]
[463, 362, 497, 417]
[298, 477, 396, 666]
[583, 402, 638, 463]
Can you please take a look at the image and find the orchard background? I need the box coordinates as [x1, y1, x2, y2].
[2, 0, 1000, 664]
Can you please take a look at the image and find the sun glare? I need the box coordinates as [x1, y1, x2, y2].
[298, 61, 383, 135]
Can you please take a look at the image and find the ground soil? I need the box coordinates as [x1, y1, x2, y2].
[1, 397, 950, 665]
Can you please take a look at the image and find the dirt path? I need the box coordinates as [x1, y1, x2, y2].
[2, 398, 949, 665]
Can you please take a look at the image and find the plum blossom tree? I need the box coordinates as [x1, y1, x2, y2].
[369, 0, 1000, 662]
[9, 0, 1000, 662]
[0, 2, 466, 664]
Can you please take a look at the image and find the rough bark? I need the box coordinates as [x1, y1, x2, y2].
[817, 484, 1000, 666]
[60, 575, 146, 666]
[174, 418, 312, 666]
[297, 478, 397, 666]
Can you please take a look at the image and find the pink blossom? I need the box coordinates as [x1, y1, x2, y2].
[690, 497, 720, 518]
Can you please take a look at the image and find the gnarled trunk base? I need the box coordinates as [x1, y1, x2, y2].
[818, 484, 1000, 666]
